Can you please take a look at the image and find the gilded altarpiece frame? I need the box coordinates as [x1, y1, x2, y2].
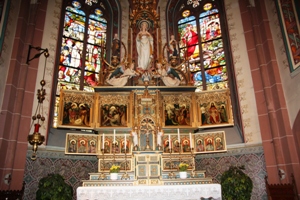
[162, 92, 197, 128]
[98, 156, 133, 173]
[65, 133, 99, 155]
[95, 92, 133, 128]
[99, 133, 132, 155]
[161, 155, 194, 172]
[162, 133, 194, 154]
[133, 90, 161, 151]
[195, 89, 233, 128]
[194, 131, 227, 154]
[58, 90, 95, 129]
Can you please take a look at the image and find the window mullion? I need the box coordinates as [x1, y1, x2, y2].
[195, 16, 207, 90]
[80, 17, 90, 90]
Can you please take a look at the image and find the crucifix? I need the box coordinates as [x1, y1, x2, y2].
[144, 118, 153, 151]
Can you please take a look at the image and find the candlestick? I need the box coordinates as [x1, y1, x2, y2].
[114, 129, 116, 143]
[102, 133, 104, 149]
[189, 132, 192, 148]
[177, 128, 180, 143]
[124, 134, 126, 150]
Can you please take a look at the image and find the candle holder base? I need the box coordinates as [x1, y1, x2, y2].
[144, 146, 152, 151]
[190, 170, 197, 178]
[168, 171, 176, 179]
[98, 173, 107, 180]
[157, 145, 162, 151]
[121, 172, 130, 180]
[133, 145, 138, 151]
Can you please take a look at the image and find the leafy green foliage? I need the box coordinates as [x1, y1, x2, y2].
[36, 174, 73, 200]
[221, 166, 253, 200]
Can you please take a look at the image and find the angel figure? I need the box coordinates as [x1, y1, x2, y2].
[156, 126, 164, 147]
[106, 62, 138, 86]
[131, 126, 139, 147]
[156, 62, 181, 86]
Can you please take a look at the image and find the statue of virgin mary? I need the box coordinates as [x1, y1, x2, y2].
[136, 21, 153, 71]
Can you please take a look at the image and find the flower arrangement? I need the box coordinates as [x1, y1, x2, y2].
[178, 163, 189, 171]
[110, 165, 120, 173]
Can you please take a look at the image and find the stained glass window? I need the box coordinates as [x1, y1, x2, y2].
[53, 0, 107, 127]
[177, 2, 228, 90]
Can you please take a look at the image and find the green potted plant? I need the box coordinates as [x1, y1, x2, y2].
[178, 162, 189, 179]
[178, 162, 189, 171]
[110, 164, 120, 180]
[221, 165, 253, 200]
[36, 173, 73, 200]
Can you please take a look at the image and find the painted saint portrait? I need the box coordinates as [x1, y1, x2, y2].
[182, 139, 191, 152]
[68, 139, 77, 153]
[215, 137, 223, 150]
[62, 102, 91, 127]
[101, 104, 127, 127]
[164, 139, 170, 153]
[196, 139, 204, 152]
[165, 103, 190, 126]
[200, 102, 228, 125]
[78, 140, 87, 153]
[173, 140, 180, 153]
[88, 140, 97, 153]
[205, 138, 214, 151]
[104, 141, 110, 153]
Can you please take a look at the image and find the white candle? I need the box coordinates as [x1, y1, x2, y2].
[169, 134, 171, 148]
[102, 133, 105, 149]
[177, 128, 180, 143]
[189, 132, 192, 148]
[124, 134, 126, 150]
[114, 129, 116, 143]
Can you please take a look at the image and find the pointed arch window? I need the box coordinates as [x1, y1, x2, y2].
[176, 1, 228, 90]
[58, 0, 106, 90]
[167, 0, 243, 140]
[53, 0, 109, 127]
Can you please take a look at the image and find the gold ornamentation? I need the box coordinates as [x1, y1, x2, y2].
[98, 94, 129, 105]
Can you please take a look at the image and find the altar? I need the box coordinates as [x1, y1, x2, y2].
[77, 184, 222, 200]
[59, 1, 231, 198]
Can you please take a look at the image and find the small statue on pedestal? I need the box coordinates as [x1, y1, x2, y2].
[156, 126, 164, 151]
[131, 126, 139, 151]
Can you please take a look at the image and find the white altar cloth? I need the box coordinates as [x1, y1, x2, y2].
[77, 184, 222, 200]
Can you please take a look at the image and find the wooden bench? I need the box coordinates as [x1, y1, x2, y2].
[265, 174, 299, 200]
[0, 183, 24, 200]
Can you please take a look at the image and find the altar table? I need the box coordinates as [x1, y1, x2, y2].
[77, 184, 222, 200]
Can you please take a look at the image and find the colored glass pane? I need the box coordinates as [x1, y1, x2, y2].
[87, 19, 106, 46]
[178, 21, 199, 59]
[205, 66, 227, 83]
[178, 16, 196, 24]
[187, 0, 201, 8]
[202, 39, 225, 69]
[66, 6, 85, 16]
[193, 71, 203, 87]
[64, 11, 85, 41]
[90, 13, 107, 23]
[182, 10, 190, 18]
[84, 16, 107, 86]
[58, 67, 81, 84]
[199, 8, 218, 18]
[203, 3, 212, 11]
[85, 0, 98, 6]
[200, 14, 221, 42]
[189, 62, 201, 73]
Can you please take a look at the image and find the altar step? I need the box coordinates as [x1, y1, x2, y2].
[81, 170, 213, 187]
